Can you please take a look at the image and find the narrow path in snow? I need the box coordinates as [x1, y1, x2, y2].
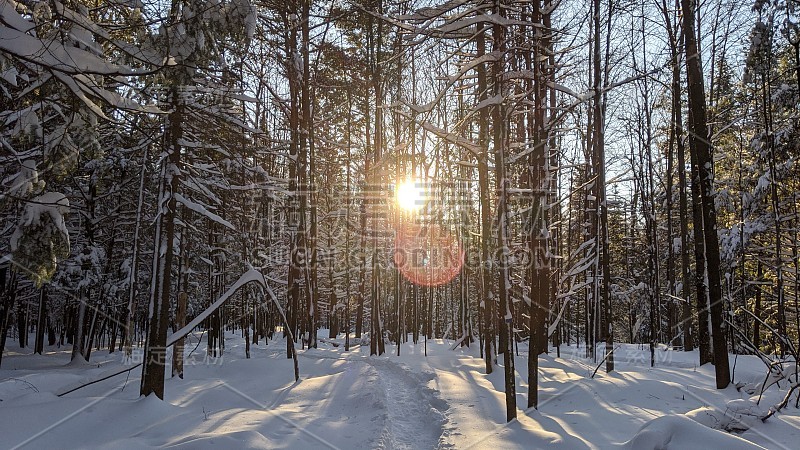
[369, 358, 447, 449]
[299, 352, 448, 449]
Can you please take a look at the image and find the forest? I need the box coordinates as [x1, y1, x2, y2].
[1, 0, 800, 448]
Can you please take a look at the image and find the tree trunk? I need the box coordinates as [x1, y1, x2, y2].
[594, 0, 614, 373]
[681, 0, 730, 389]
[172, 291, 187, 378]
[690, 130, 711, 364]
[0, 267, 16, 368]
[124, 146, 148, 357]
[753, 261, 762, 350]
[492, 1, 516, 422]
[286, 8, 302, 359]
[664, 0, 694, 352]
[476, 12, 493, 377]
[140, 85, 182, 399]
[71, 282, 87, 362]
[300, 0, 317, 351]
[528, 0, 552, 409]
[34, 287, 46, 354]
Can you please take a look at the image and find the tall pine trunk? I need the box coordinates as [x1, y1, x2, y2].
[681, 0, 730, 388]
[476, 19, 493, 376]
[140, 84, 181, 399]
[492, 1, 516, 422]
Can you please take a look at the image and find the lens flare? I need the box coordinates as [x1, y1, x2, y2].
[393, 223, 464, 286]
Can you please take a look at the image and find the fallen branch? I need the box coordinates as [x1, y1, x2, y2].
[57, 363, 141, 397]
[258, 272, 299, 381]
[760, 381, 800, 422]
[591, 346, 619, 379]
[56, 269, 298, 397]
[6, 377, 39, 392]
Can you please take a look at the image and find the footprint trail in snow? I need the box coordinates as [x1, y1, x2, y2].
[299, 351, 448, 449]
[371, 359, 447, 449]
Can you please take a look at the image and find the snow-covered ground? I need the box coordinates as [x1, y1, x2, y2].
[1, 333, 798, 449]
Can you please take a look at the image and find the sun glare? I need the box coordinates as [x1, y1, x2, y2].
[396, 180, 424, 212]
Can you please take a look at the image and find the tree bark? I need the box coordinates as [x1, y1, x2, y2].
[475, 13, 494, 377]
[172, 291, 187, 378]
[681, 0, 730, 388]
[594, 0, 614, 373]
[286, 8, 302, 359]
[140, 85, 181, 399]
[492, 0, 516, 422]
[0, 268, 15, 368]
[660, 0, 695, 352]
[34, 287, 46, 354]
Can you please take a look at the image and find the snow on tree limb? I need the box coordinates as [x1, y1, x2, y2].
[167, 269, 265, 346]
[0, 24, 134, 76]
[56, 269, 298, 397]
[174, 193, 236, 231]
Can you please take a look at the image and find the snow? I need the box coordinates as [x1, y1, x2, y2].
[174, 193, 236, 231]
[2, 159, 43, 198]
[474, 94, 504, 110]
[9, 192, 69, 252]
[624, 415, 763, 449]
[1, 336, 799, 449]
[0, 25, 132, 76]
[169, 269, 267, 347]
[1, 66, 18, 86]
[0, 4, 36, 34]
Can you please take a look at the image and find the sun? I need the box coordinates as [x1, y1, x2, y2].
[396, 179, 425, 212]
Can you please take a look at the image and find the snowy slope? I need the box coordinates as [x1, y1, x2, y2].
[0, 333, 797, 449]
